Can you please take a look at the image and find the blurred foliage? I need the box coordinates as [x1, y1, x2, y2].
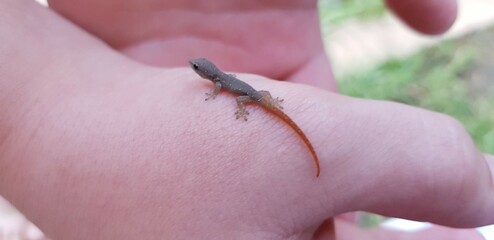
[359, 212, 387, 228]
[339, 39, 494, 154]
[319, 0, 386, 26]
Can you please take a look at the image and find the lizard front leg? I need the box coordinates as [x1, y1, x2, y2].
[235, 96, 253, 121]
[205, 81, 222, 101]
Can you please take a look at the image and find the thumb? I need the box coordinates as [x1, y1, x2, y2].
[385, 0, 458, 35]
[340, 100, 493, 227]
[298, 96, 494, 228]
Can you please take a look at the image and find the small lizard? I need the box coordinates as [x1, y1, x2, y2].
[189, 58, 320, 177]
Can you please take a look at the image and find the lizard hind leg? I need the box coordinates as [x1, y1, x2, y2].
[258, 90, 284, 109]
[235, 96, 253, 121]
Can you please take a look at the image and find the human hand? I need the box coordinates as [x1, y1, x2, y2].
[47, 0, 458, 92]
[0, 0, 492, 239]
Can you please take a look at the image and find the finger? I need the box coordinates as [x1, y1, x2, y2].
[263, 89, 493, 228]
[385, 0, 458, 35]
[48, 0, 338, 91]
[196, 83, 493, 231]
[310, 98, 494, 228]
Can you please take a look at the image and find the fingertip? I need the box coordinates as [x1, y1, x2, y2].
[385, 0, 458, 35]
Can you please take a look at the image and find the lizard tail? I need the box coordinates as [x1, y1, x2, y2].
[263, 104, 320, 177]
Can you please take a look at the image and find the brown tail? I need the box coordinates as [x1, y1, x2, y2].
[263, 104, 320, 177]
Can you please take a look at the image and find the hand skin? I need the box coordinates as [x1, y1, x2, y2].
[0, 0, 493, 239]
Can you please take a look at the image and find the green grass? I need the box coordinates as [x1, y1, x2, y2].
[319, 0, 386, 26]
[338, 40, 494, 154]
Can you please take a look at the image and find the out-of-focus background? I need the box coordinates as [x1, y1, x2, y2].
[1, 0, 493, 239]
[323, 0, 494, 156]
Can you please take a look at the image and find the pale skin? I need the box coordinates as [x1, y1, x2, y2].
[0, 0, 492, 240]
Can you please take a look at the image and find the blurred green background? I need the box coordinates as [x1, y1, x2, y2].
[320, 0, 494, 154]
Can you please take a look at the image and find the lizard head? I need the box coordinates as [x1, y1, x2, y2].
[189, 58, 221, 81]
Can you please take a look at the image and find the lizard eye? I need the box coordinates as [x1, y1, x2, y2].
[192, 63, 199, 70]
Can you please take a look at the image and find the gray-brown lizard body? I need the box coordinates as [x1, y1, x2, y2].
[189, 58, 320, 177]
